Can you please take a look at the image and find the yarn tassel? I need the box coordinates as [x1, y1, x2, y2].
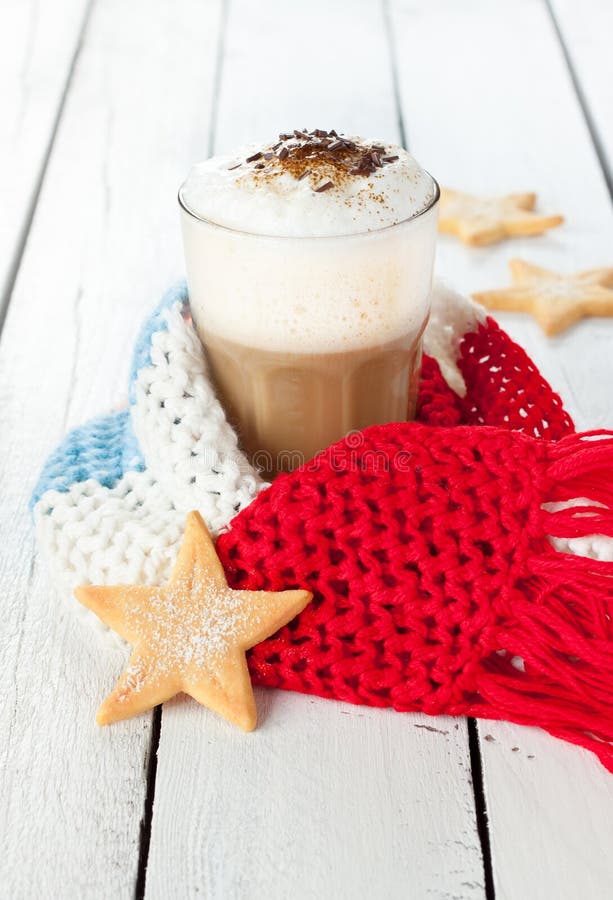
[471, 430, 613, 770]
[218, 423, 613, 772]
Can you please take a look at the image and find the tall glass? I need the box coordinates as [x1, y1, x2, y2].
[179, 178, 439, 478]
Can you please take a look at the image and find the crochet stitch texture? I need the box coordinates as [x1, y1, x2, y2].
[217, 423, 613, 771]
[33, 281, 573, 599]
[33, 283, 265, 598]
[32, 282, 613, 768]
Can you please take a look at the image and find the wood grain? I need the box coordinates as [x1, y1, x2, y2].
[144, 1, 485, 898]
[214, 0, 398, 151]
[0, 0, 90, 312]
[148, 695, 482, 900]
[390, 0, 613, 897]
[0, 0, 222, 895]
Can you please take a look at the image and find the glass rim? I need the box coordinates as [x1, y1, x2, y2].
[177, 171, 440, 241]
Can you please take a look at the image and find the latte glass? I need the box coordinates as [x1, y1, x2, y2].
[179, 177, 439, 478]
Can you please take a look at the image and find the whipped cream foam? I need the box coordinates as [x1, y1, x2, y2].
[179, 130, 436, 237]
[180, 130, 439, 353]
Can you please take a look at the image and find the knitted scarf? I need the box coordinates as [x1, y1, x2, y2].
[32, 282, 613, 769]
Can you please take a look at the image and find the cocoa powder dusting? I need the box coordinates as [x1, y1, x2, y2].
[229, 129, 400, 194]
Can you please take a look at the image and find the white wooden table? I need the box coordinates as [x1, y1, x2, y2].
[2, 1, 613, 897]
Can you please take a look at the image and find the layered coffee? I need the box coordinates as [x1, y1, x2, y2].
[204, 332, 425, 473]
[179, 129, 438, 477]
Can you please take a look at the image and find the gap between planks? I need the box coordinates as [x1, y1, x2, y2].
[135, 706, 162, 900]
[381, 0, 408, 152]
[382, 0, 495, 888]
[2, 0, 227, 893]
[134, 2, 230, 895]
[387, 0, 613, 896]
[468, 719, 496, 900]
[0, 0, 95, 338]
[544, 0, 613, 201]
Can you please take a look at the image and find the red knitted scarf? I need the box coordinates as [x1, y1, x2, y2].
[216, 319, 613, 770]
[218, 423, 613, 771]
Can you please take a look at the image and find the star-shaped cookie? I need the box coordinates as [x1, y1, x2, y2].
[75, 511, 312, 730]
[473, 258, 613, 335]
[439, 188, 564, 246]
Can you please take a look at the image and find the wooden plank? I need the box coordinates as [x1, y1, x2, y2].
[390, 0, 613, 896]
[549, 0, 613, 188]
[213, 0, 398, 151]
[145, 1, 485, 898]
[148, 697, 482, 900]
[0, 0, 222, 895]
[0, 0, 90, 312]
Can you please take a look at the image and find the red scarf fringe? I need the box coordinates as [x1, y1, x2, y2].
[218, 425, 613, 771]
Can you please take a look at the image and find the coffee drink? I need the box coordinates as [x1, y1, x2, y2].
[203, 332, 425, 472]
[179, 129, 438, 477]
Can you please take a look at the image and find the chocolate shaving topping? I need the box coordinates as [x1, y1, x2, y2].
[227, 163, 241, 170]
[237, 130, 401, 191]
